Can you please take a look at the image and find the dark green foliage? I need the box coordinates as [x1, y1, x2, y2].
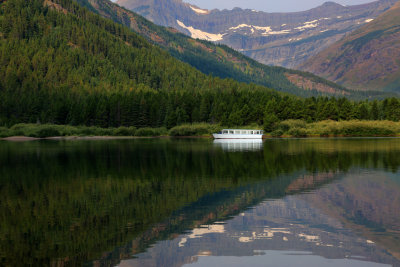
[263, 113, 279, 132]
[340, 125, 395, 136]
[113, 126, 136, 136]
[135, 127, 167, 136]
[287, 127, 307, 137]
[34, 126, 61, 138]
[0, 0, 400, 132]
[168, 123, 220, 136]
[270, 129, 284, 137]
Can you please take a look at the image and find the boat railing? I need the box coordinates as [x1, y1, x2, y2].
[219, 129, 263, 135]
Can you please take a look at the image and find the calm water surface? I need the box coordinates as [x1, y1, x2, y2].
[0, 138, 400, 266]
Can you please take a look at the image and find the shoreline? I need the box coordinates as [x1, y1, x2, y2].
[2, 135, 400, 142]
[0, 136, 170, 142]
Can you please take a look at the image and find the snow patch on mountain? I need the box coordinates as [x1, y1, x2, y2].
[229, 24, 290, 35]
[295, 21, 318, 30]
[190, 6, 209, 15]
[177, 20, 224, 41]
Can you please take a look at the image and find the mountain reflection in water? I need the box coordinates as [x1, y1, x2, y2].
[1, 138, 400, 266]
[119, 171, 399, 267]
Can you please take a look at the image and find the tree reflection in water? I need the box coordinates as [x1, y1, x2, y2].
[0, 138, 400, 266]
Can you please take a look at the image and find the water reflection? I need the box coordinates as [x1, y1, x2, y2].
[1, 138, 400, 266]
[213, 139, 263, 152]
[119, 171, 400, 267]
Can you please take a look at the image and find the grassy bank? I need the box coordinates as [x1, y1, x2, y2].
[0, 124, 166, 138]
[266, 120, 400, 137]
[1, 121, 400, 139]
[0, 123, 220, 138]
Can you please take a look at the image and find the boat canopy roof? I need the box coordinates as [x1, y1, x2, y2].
[221, 129, 262, 131]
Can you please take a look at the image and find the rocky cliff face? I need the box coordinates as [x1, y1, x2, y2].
[116, 0, 397, 68]
[301, 1, 400, 92]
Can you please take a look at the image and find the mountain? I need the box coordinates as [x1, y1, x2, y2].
[116, 0, 397, 68]
[0, 0, 282, 128]
[301, 1, 400, 92]
[72, 0, 373, 98]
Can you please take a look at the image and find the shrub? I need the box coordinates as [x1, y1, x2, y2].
[9, 123, 29, 131]
[341, 125, 394, 136]
[287, 127, 307, 137]
[113, 126, 136, 136]
[309, 120, 397, 137]
[270, 129, 284, 137]
[135, 127, 167, 136]
[35, 127, 61, 138]
[0, 128, 12, 138]
[78, 126, 99, 136]
[169, 123, 220, 136]
[278, 120, 306, 132]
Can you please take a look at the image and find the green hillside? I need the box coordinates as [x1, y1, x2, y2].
[0, 0, 279, 127]
[73, 0, 358, 98]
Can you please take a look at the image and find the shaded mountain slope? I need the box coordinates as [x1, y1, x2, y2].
[73, 0, 373, 97]
[116, 0, 396, 68]
[301, 1, 400, 92]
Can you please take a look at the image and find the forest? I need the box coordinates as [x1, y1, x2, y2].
[1, 0, 400, 132]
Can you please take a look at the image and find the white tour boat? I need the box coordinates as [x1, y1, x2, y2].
[212, 129, 264, 139]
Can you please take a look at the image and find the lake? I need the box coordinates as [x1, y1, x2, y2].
[0, 138, 400, 266]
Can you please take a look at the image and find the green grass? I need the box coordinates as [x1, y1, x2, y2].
[0, 124, 138, 138]
[168, 123, 221, 137]
[265, 120, 400, 137]
[1, 121, 400, 139]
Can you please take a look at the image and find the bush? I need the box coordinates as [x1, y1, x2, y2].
[113, 126, 136, 136]
[0, 128, 12, 138]
[341, 125, 394, 136]
[135, 127, 167, 137]
[270, 129, 284, 137]
[78, 126, 99, 136]
[9, 123, 29, 131]
[287, 127, 307, 137]
[34, 127, 61, 138]
[169, 123, 220, 136]
[309, 120, 397, 137]
[278, 120, 306, 132]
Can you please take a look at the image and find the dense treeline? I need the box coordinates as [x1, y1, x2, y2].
[2, 86, 400, 129]
[1, 0, 400, 129]
[0, 0, 277, 127]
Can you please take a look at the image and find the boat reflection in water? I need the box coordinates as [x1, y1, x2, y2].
[213, 139, 263, 152]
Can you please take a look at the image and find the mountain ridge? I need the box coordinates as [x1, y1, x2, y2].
[301, 1, 400, 92]
[116, 0, 397, 68]
[72, 0, 366, 97]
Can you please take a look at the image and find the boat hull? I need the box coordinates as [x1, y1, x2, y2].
[212, 133, 263, 139]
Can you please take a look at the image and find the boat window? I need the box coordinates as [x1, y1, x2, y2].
[241, 130, 246, 134]
[256, 131, 259, 134]
[235, 130, 240, 134]
[229, 130, 234, 134]
[223, 130, 228, 134]
[250, 131, 253, 134]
